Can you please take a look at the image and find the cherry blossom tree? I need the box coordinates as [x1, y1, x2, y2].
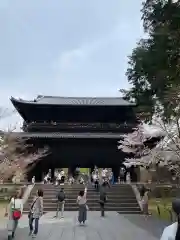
[0, 108, 48, 182]
[0, 137, 48, 182]
[149, 85, 180, 179]
[119, 85, 180, 182]
[118, 122, 167, 182]
[119, 119, 180, 181]
[118, 123, 163, 161]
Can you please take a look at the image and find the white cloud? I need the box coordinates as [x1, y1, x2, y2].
[54, 22, 140, 73]
[57, 48, 86, 71]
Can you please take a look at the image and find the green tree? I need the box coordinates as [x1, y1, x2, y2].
[121, 0, 180, 121]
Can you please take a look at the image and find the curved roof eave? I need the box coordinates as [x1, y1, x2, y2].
[10, 96, 37, 106]
[10, 97, 28, 120]
[10, 96, 136, 107]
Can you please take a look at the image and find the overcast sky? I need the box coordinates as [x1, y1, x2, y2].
[0, 0, 144, 130]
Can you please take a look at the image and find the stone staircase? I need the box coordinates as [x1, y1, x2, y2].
[24, 183, 141, 214]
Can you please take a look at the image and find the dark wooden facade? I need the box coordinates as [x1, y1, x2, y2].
[11, 96, 138, 181]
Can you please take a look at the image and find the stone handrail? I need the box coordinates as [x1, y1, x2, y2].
[22, 184, 35, 204]
[131, 184, 143, 211]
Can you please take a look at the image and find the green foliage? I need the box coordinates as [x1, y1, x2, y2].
[121, 0, 180, 121]
[149, 197, 173, 221]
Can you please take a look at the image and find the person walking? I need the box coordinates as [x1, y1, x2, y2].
[160, 199, 180, 240]
[47, 169, 52, 183]
[139, 185, 146, 200]
[60, 169, 65, 184]
[101, 168, 108, 181]
[5, 189, 23, 240]
[141, 189, 150, 216]
[68, 175, 74, 185]
[94, 174, 99, 191]
[119, 167, 125, 183]
[99, 183, 107, 217]
[56, 188, 65, 218]
[108, 170, 114, 185]
[76, 187, 87, 225]
[28, 189, 43, 238]
[32, 176, 35, 185]
[79, 176, 85, 184]
[56, 171, 61, 185]
[43, 174, 48, 184]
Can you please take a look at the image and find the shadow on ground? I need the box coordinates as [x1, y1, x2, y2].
[0, 227, 28, 240]
[123, 214, 170, 238]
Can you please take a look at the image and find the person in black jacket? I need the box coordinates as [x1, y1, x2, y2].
[55, 188, 65, 218]
[139, 185, 146, 199]
[99, 182, 108, 217]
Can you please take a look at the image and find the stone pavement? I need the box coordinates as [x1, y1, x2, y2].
[0, 212, 166, 240]
[124, 214, 169, 238]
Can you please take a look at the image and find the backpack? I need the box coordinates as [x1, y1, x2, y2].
[57, 191, 65, 201]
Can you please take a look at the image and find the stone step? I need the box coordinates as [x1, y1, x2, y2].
[26, 184, 141, 213]
[38, 185, 132, 188]
[35, 184, 131, 187]
[37, 186, 132, 190]
[25, 202, 138, 208]
[27, 197, 137, 202]
[38, 191, 133, 195]
[35, 194, 136, 199]
[39, 187, 133, 191]
[35, 187, 133, 191]
[35, 189, 135, 193]
[23, 209, 141, 214]
[31, 190, 135, 194]
[24, 206, 141, 212]
[24, 202, 139, 208]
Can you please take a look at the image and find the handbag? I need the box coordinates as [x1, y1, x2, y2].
[28, 197, 38, 219]
[12, 198, 21, 220]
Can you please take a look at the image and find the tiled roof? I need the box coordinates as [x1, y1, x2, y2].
[11, 96, 135, 106]
[36, 96, 134, 106]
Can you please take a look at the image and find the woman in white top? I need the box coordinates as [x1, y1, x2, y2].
[102, 168, 107, 180]
[32, 176, 35, 184]
[5, 189, 23, 240]
[77, 187, 87, 225]
[56, 172, 61, 185]
[160, 199, 180, 240]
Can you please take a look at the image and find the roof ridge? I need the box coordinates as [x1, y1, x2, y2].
[37, 96, 124, 99]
